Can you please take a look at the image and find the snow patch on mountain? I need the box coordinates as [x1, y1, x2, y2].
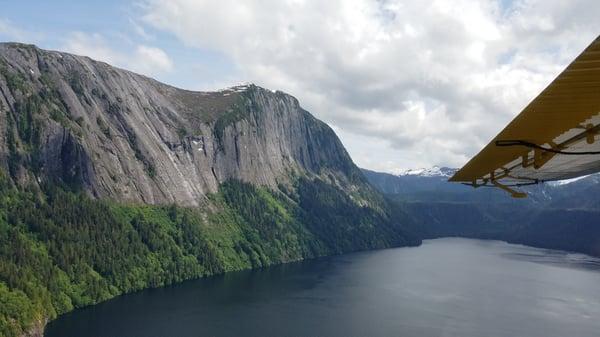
[398, 166, 457, 178]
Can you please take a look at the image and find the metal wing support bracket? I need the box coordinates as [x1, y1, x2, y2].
[491, 180, 527, 199]
[461, 175, 534, 198]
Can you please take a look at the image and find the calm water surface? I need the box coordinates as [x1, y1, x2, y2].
[45, 238, 600, 337]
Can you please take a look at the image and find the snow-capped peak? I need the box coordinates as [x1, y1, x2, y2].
[398, 166, 456, 178]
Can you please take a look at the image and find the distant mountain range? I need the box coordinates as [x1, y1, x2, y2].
[396, 166, 456, 177]
[363, 166, 600, 260]
[362, 166, 600, 208]
[362, 166, 457, 194]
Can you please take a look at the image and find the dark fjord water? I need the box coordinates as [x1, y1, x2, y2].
[45, 238, 600, 337]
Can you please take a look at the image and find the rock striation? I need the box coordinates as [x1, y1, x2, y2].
[0, 42, 363, 206]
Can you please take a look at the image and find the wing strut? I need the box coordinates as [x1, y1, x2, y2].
[491, 180, 527, 199]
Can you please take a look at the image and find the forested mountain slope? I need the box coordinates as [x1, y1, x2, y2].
[0, 43, 419, 337]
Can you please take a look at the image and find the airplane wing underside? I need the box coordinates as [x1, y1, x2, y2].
[450, 36, 600, 197]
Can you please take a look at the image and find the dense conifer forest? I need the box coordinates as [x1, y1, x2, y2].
[0, 173, 417, 336]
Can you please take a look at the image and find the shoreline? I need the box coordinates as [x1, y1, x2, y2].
[40, 236, 600, 336]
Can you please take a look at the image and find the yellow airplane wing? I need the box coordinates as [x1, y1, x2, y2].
[450, 36, 600, 198]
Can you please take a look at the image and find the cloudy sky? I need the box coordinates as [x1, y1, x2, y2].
[1, 1, 599, 173]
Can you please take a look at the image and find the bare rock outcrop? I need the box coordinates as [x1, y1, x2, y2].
[0, 43, 365, 206]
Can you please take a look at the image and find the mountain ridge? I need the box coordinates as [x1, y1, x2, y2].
[396, 165, 456, 177]
[363, 165, 600, 205]
[363, 167, 600, 260]
[0, 42, 373, 207]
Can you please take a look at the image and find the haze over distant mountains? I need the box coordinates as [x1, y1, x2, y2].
[362, 166, 600, 207]
[363, 166, 600, 259]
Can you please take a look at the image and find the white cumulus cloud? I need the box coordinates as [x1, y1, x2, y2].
[136, 0, 600, 172]
[0, 18, 43, 43]
[62, 32, 173, 77]
[133, 45, 174, 73]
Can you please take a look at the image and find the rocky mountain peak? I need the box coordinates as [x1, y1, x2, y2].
[0, 42, 364, 206]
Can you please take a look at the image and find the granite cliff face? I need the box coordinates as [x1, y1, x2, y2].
[0, 42, 363, 206]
